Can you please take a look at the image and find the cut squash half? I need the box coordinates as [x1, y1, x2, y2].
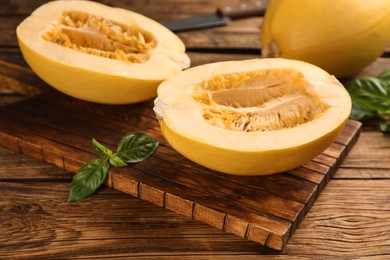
[154, 58, 351, 175]
[17, 0, 190, 104]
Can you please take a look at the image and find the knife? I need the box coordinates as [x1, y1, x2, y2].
[163, 0, 269, 32]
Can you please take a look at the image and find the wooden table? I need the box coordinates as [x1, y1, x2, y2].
[1, 0, 390, 258]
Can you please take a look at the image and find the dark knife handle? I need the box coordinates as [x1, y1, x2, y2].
[217, 0, 269, 19]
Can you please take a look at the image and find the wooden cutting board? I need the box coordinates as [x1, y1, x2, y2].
[0, 60, 362, 250]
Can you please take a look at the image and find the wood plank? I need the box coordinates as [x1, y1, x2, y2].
[0, 146, 71, 181]
[0, 0, 222, 16]
[1, 178, 389, 258]
[336, 168, 390, 179]
[0, 182, 269, 259]
[282, 179, 390, 258]
[340, 130, 390, 170]
[0, 59, 361, 250]
[176, 17, 263, 50]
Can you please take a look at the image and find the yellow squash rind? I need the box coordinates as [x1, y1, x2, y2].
[261, 0, 390, 78]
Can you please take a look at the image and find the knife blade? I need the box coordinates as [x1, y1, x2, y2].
[163, 0, 269, 32]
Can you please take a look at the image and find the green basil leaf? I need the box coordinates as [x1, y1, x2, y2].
[116, 132, 159, 163]
[68, 132, 158, 202]
[349, 99, 378, 120]
[68, 158, 109, 202]
[346, 77, 390, 114]
[92, 138, 112, 158]
[378, 68, 390, 81]
[109, 155, 128, 167]
[380, 120, 390, 132]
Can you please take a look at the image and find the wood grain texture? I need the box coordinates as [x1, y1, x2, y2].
[0, 59, 361, 250]
[284, 180, 390, 258]
[0, 181, 266, 259]
[1, 147, 390, 258]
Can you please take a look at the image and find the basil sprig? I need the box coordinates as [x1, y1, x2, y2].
[68, 132, 159, 202]
[345, 68, 390, 132]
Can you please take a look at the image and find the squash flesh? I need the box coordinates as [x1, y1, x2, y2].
[154, 58, 351, 175]
[42, 10, 157, 64]
[193, 69, 329, 132]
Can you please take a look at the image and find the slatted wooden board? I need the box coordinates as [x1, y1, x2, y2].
[0, 60, 361, 250]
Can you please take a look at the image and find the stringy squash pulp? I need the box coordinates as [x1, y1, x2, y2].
[16, 0, 190, 104]
[154, 59, 351, 175]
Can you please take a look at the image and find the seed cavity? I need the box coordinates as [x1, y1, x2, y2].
[42, 11, 157, 63]
[193, 69, 329, 132]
